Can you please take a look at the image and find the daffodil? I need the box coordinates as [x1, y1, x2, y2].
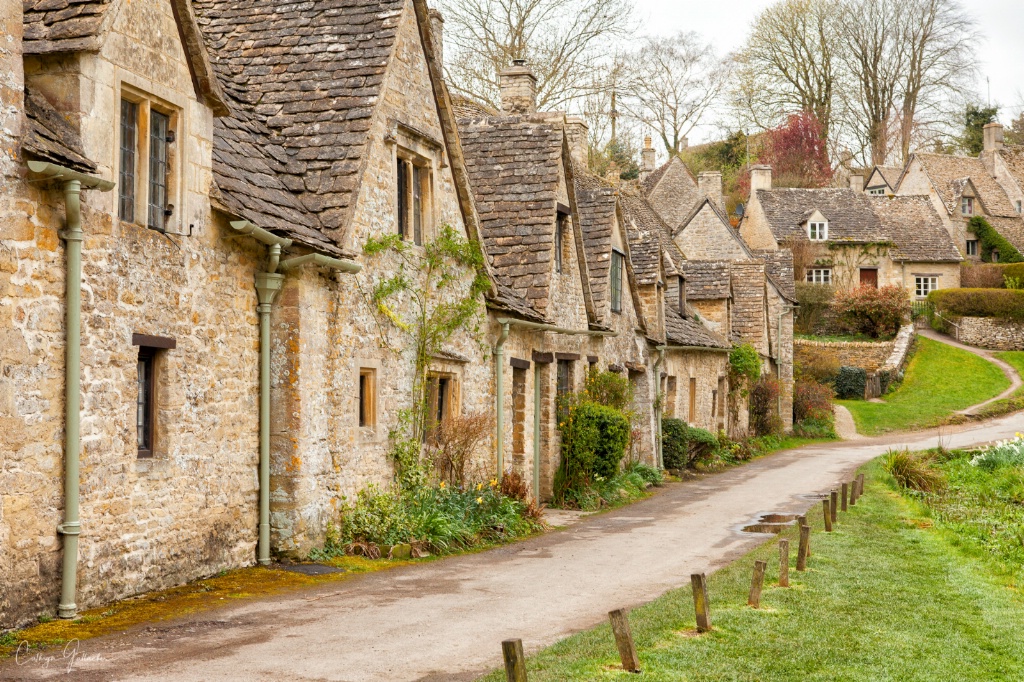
[476, 496, 483, 504]
[476, 482, 483, 491]
[489, 478, 498, 487]
[439, 481, 446, 489]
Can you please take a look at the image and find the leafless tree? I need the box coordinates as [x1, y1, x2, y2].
[618, 32, 729, 156]
[439, 0, 635, 112]
[731, 0, 840, 144]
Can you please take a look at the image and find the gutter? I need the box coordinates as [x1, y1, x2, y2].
[653, 346, 665, 469]
[664, 344, 731, 353]
[27, 161, 116, 619]
[492, 317, 617, 483]
[229, 220, 361, 565]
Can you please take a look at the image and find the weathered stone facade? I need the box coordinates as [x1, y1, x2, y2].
[956, 317, 1024, 351]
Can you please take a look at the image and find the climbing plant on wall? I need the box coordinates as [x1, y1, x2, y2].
[967, 216, 1024, 263]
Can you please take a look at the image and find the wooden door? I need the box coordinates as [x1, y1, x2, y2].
[859, 269, 878, 288]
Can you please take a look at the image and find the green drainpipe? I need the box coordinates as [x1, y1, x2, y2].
[653, 346, 665, 470]
[27, 161, 114, 619]
[229, 221, 359, 565]
[494, 322, 510, 480]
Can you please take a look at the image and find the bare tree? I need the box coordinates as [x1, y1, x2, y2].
[439, 0, 635, 112]
[618, 33, 729, 156]
[731, 0, 840, 144]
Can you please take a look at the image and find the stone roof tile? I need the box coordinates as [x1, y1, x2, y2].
[679, 260, 731, 300]
[757, 187, 883, 243]
[912, 152, 1018, 217]
[869, 196, 962, 263]
[22, 0, 110, 54]
[665, 306, 730, 349]
[22, 89, 96, 173]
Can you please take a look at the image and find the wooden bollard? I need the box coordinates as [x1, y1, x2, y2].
[797, 524, 810, 571]
[841, 482, 849, 511]
[748, 560, 767, 608]
[858, 474, 865, 498]
[779, 538, 790, 587]
[608, 609, 641, 673]
[691, 573, 712, 632]
[797, 515, 810, 556]
[822, 499, 832, 532]
[850, 478, 859, 505]
[502, 639, 528, 682]
[830, 490, 838, 525]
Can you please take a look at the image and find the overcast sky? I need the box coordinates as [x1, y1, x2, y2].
[634, 0, 1024, 143]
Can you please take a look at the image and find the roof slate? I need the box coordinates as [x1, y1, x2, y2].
[22, 0, 111, 54]
[456, 115, 564, 315]
[755, 249, 797, 300]
[576, 185, 618, 318]
[756, 187, 884, 243]
[986, 216, 1024, 252]
[679, 260, 731, 300]
[665, 306, 730, 349]
[869, 165, 902, 189]
[870, 196, 962, 262]
[912, 152, 1018, 217]
[22, 89, 96, 173]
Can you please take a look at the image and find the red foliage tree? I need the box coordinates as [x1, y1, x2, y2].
[760, 111, 833, 189]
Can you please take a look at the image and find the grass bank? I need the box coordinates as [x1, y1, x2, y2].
[839, 336, 1009, 434]
[482, 459, 1024, 681]
[971, 351, 1024, 421]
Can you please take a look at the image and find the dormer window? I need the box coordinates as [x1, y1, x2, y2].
[867, 188, 885, 196]
[808, 221, 828, 241]
[961, 196, 974, 216]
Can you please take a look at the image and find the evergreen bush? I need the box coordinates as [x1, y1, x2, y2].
[661, 418, 719, 469]
[928, 288, 1024, 321]
[834, 366, 867, 399]
[554, 400, 630, 505]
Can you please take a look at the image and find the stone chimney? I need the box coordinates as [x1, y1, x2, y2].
[984, 122, 1004, 153]
[604, 160, 621, 186]
[749, 165, 772, 193]
[849, 174, 864, 193]
[499, 59, 537, 115]
[428, 9, 444, 68]
[640, 135, 656, 181]
[565, 116, 589, 168]
[698, 171, 723, 211]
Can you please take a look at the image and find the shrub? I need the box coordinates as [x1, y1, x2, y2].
[834, 366, 867, 399]
[967, 215, 1024, 263]
[961, 262, 1009, 288]
[796, 352, 840, 385]
[794, 281, 835, 334]
[427, 411, 494, 487]
[749, 376, 783, 436]
[884, 448, 944, 492]
[928, 288, 1024, 321]
[831, 284, 911, 339]
[794, 378, 835, 422]
[661, 419, 719, 469]
[1005, 275, 1024, 290]
[584, 368, 633, 412]
[729, 343, 762, 394]
[970, 434, 1024, 471]
[555, 400, 631, 505]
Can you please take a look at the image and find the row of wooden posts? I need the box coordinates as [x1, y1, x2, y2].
[501, 473, 867, 680]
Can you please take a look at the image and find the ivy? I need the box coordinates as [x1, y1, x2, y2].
[729, 343, 762, 385]
[967, 216, 1024, 263]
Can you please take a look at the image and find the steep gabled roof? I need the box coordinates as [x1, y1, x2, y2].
[458, 115, 589, 319]
[575, 185, 617, 316]
[22, 89, 96, 173]
[641, 155, 695, 195]
[450, 94, 499, 119]
[22, 0, 111, 54]
[908, 152, 1018, 217]
[867, 165, 902, 190]
[870, 196, 962, 263]
[618, 192, 674, 285]
[194, 0, 406, 245]
[996, 145, 1024, 191]
[665, 306, 730, 349]
[679, 260, 731, 300]
[756, 188, 884, 243]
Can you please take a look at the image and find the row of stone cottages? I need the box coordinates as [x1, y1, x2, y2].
[0, 0, 793, 626]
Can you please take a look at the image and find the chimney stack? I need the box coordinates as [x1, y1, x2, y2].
[564, 116, 589, 168]
[984, 122, 1004, 153]
[428, 9, 444, 68]
[849, 174, 864, 193]
[499, 59, 537, 115]
[698, 171, 723, 211]
[640, 135, 656, 181]
[749, 165, 772, 193]
[604, 160, 621, 186]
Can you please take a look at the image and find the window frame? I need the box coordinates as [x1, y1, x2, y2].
[609, 249, 624, 313]
[966, 239, 979, 257]
[425, 370, 458, 443]
[137, 347, 156, 459]
[554, 212, 568, 273]
[808, 221, 828, 241]
[961, 196, 974, 216]
[118, 99, 138, 222]
[914, 275, 938, 298]
[678, 275, 686, 312]
[358, 368, 377, 428]
[867, 187, 885, 196]
[806, 268, 832, 284]
[395, 149, 433, 246]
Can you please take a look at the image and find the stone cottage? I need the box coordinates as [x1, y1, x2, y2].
[864, 165, 902, 197]
[742, 166, 962, 299]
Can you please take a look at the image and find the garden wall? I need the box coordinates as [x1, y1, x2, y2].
[794, 337, 895, 372]
[957, 317, 1024, 351]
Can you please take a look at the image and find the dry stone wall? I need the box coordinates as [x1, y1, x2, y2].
[794, 337, 895, 372]
[957, 317, 1024, 351]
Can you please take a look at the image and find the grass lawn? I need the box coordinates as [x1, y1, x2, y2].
[838, 336, 1009, 435]
[481, 459, 1024, 681]
[973, 351, 1024, 420]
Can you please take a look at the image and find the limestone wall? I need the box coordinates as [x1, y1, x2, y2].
[957, 317, 1024, 351]
[794, 337, 895, 372]
[661, 350, 730, 434]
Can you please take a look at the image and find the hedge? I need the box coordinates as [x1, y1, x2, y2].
[835, 366, 867, 399]
[661, 419, 719, 470]
[928, 288, 1024, 321]
[960, 262, 1024, 288]
[967, 216, 1024, 263]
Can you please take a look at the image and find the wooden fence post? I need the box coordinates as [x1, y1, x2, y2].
[748, 560, 767, 608]
[841, 482, 848, 511]
[830, 490, 838, 525]
[502, 639, 528, 682]
[691, 573, 712, 632]
[797, 524, 810, 571]
[858, 474, 865, 498]
[608, 609, 641, 673]
[822, 499, 832, 532]
[797, 515, 810, 556]
[779, 538, 790, 587]
[850, 478, 858, 505]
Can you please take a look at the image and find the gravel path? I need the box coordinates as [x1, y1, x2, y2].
[5, 413, 1023, 682]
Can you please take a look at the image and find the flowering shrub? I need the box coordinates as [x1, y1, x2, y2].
[831, 285, 911, 339]
[970, 434, 1024, 471]
[749, 376, 783, 436]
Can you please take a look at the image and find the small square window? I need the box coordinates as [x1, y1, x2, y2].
[914, 276, 938, 298]
[961, 196, 974, 216]
[806, 268, 832, 284]
[966, 240, 978, 257]
[358, 369, 377, 428]
[610, 250, 624, 313]
[808, 221, 828, 241]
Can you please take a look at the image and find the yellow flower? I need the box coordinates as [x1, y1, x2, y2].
[476, 497, 483, 504]
[476, 482, 483, 491]
[439, 481, 446, 489]
[490, 478, 498, 487]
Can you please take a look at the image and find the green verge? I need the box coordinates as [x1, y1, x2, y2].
[971, 351, 1024, 420]
[480, 460, 1024, 681]
[838, 336, 1009, 435]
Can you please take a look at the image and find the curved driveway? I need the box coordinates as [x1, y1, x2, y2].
[5, 413, 1022, 682]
